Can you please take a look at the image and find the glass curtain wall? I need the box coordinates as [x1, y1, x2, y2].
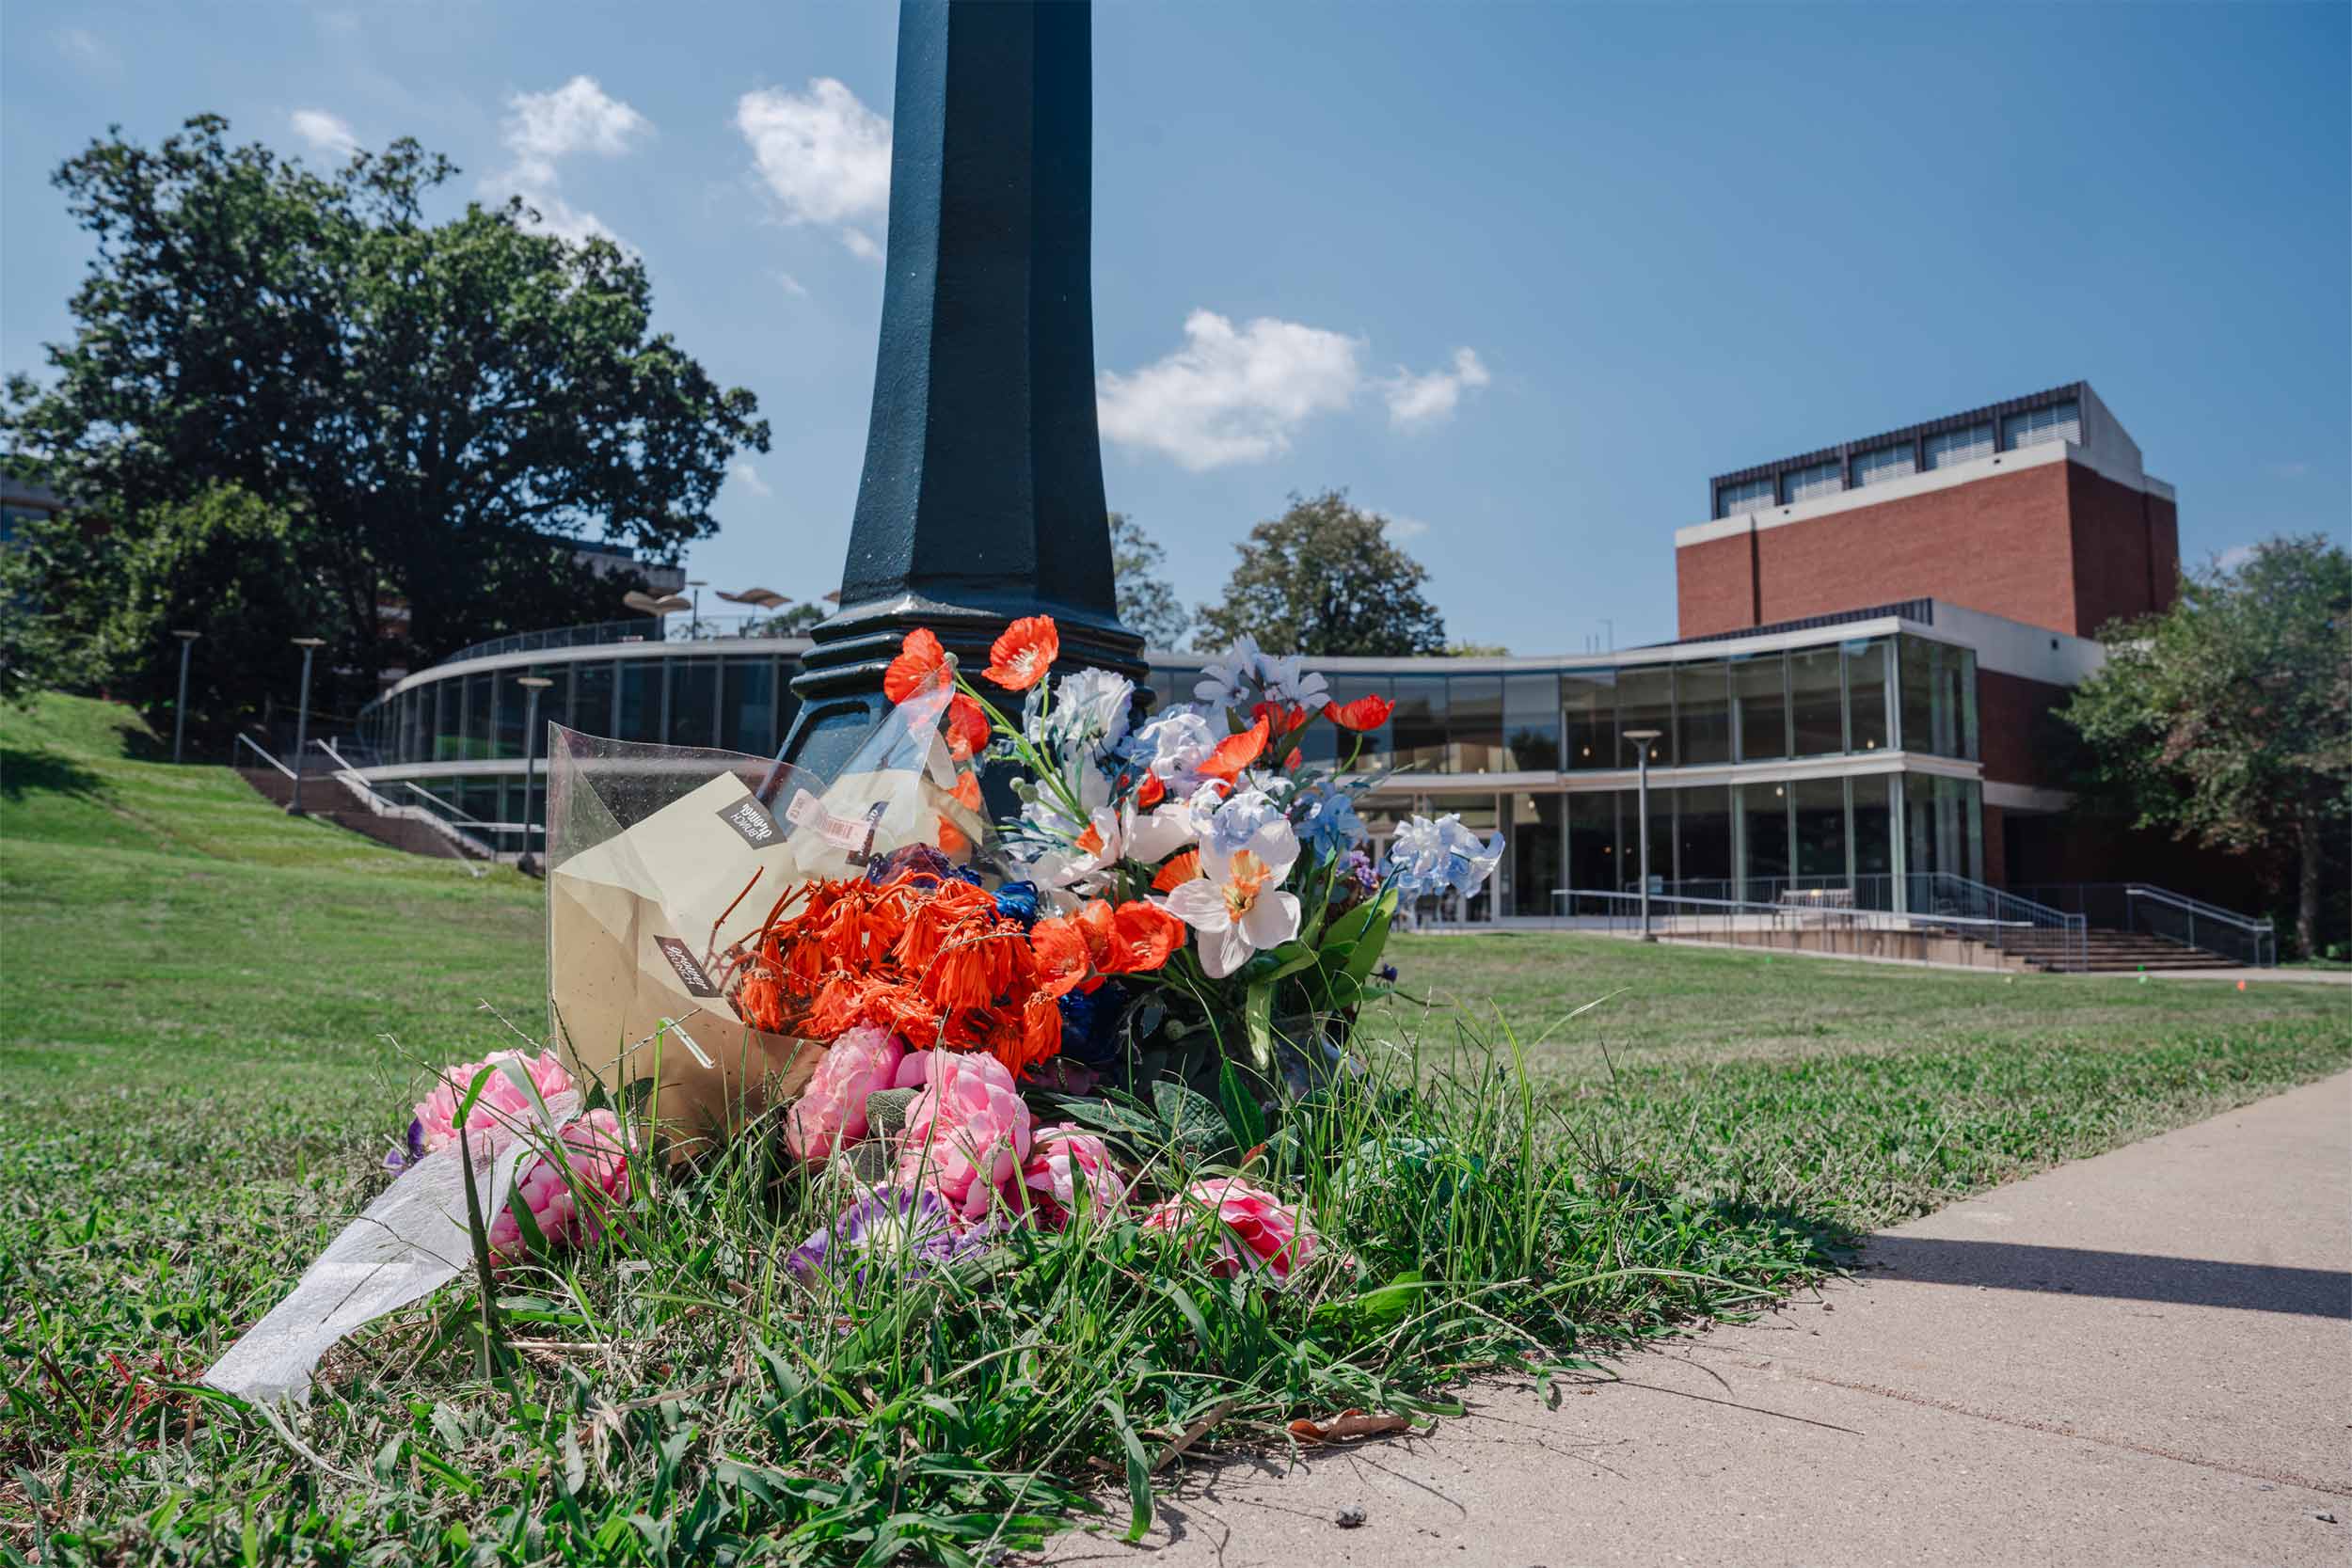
[1390, 675, 1448, 773]
[1565, 790, 1617, 891]
[1788, 648, 1843, 755]
[670, 660, 720, 748]
[1739, 781, 1790, 896]
[1791, 776, 1848, 883]
[1563, 672, 1616, 770]
[721, 657, 778, 755]
[1616, 667, 1673, 766]
[1675, 661, 1731, 765]
[1506, 793, 1564, 917]
[1731, 653, 1788, 761]
[572, 663, 615, 740]
[1852, 772, 1895, 879]
[1898, 637, 1978, 759]
[1676, 785, 1732, 892]
[1845, 638, 1891, 752]
[1448, 676, 1504, 774]
[1502, 674, 1560, 771]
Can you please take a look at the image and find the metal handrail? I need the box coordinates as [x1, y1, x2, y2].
[233, 733, 295, 780]
[398, 781, 486, 825]
[1558, 887, 2031, 932]
[2124, 884, 2272, 934]
[2009, 880, 2274, 967]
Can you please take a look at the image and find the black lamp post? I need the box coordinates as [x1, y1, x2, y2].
[287, 637, 326, 815]
[170, 630, 199, 765]
[516, 675, 553, 873]
[782, 0, 1142, 778]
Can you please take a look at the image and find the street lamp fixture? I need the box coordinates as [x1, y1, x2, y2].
[170, 631, 200, 766]
[1623, 728, 1664, 942]
[287, 637, 327, 816]
[516, 675, 554, 874]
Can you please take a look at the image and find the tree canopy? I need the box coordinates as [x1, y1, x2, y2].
[1193, 490, 1447, 657]
[1109, 513, 1191, 651]
[2058, 534, 2351, 956]
[3, 115, 768, 709]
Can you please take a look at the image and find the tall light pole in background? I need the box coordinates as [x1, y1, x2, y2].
[516, 674, 553, 874]
[1623, 727, 1662, 941]
[286, 637, 326, 815]
[687, 578, 707, 641]
[170, 631, 200, 764]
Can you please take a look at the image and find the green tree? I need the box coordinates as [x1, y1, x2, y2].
[2058, 534, 2352, 957]
[1194, 490, 1447, 657]
[1109, 512, 1191, 650]
[3, 115, 767, 708]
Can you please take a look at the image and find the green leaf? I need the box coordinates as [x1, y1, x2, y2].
[1340, 886, 1401, 990]
[1097, 1393, 1154, 1543]
[1216, 1056, 1268, 1153]
[1149, 1081, 1226, 1153]
[1244, 982, 1277, 1075]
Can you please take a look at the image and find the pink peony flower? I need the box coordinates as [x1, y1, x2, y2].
[785, 1025, 907, 1162]
[1141, 1178, 1316, 1281]
[487, 1109, 632, 1267]
[1022, 1124, 1128, 1228]
[895, 1052, 1033, 1221]
[413, 1050, 575, 1155]
[892, 1050, 941, 1090]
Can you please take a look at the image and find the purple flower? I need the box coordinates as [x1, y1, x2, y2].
[384, 1117, 426, 1174]
[786, 1186, 1003, 1286]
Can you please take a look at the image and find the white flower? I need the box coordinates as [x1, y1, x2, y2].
[1126, 705, 1220, 798]
[1193, 786, 1282, 858]
[1161, 817, 1303, 979]
[1032, 668, 1135, 758]
[1192, 636, 1263, 710]
[1384, 813, 1504, 897]
[1255, 651, 1328, 707]
[1031, 800, 1196, 895]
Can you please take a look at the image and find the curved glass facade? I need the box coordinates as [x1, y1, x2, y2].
[354, 618, 1986, 916]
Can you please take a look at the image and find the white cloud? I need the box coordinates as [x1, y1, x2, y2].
[1381, 515, 1431, 543]
[773, 270, 809, 298]
[487, 76, 652, 246]
[52, 26, 118, 73]
[1380, 347, 1490, 430]
[736, 78, 892, 261]
[729, 462, 774, 499]
[2215, 543, 2258, 572]
[291, 108, 359, 158]
[1097, 310, 1365, 471]
[1098, 315, 1492, 470]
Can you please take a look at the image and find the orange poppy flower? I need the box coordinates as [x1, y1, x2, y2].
[1030, 915, 1091, 1000]
[1251, 700, 1312, 737]
[1323, 694, 1394, 732]
[1151, 847, 1201, 893]
[885, 627, 949, 704]
[984, 615, 1059, 690]
[1073, 899, 1120, 974]
[945, 692, 990, 760]
[1108, 900, 1186, 973]
[951, 770, 983, 811]
[936, 815, 970, 856]
[1135, 771, 1167, 809]
[1197, 715, 1271, 784]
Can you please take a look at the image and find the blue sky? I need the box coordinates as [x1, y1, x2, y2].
[5, 2, 2345, 652]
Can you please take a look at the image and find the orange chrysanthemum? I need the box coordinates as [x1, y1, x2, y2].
[1197, 715, 1271, 784]
[1151, 848, 1201, 894]
[736, 972, 787, 1033]
[1323, 694, 1394, 732]
[885, 627, 949, 704]
[984, 615, 1059, 690]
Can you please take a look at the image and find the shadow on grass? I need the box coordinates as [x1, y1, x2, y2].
[0, 742, 108, 804]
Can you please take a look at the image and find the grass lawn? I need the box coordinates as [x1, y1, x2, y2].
[4, 692, 2346, 1559]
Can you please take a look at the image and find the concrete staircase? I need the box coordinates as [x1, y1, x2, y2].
[1999, 927, 2241, 974]
[235, 768, 494, 863]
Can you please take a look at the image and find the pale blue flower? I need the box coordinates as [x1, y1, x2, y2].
[1196, 786, 1283, 858]
[1294, 782, 1366, 854]
[1384, 813, 1505, 897]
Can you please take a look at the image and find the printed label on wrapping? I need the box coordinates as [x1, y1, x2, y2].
[652, 936, 720, 998]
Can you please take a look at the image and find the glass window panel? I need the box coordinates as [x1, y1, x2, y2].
[572, 662, 614, 739]
[1563, 670, 1616, 770]
[1846, 638, 1890, 752]
[1924, 422, 1994, 469]
[1448, 675, 1503, 775]
[1793, 776, 1848, 883]
[1788, 648, 1844, 755]
[1903, 774, 1982, 884]
[1897, 637, 1978, 760]
[1566, 789, 1617, 891]
[1740, 781, 1791, 895]
[1781, 460, 1843, 504]
[2001, 399, 2079, 451]
[1615, 667, 1672, 767]
[722, 657, 777, 755]
[1325, 673, 1391, 771]
[1503, 674, 1561, 772]
[1715, 477, 1775, 517]
[617, 659, 662, 741]
[464, 672, 492, 758]
[1618, 786, 1672, 893]
[1390, 675, 1448, 774]
[434, 684, 465, 762]
[524, 664, 569, 748]
[1506, 793, 1564, 917]
[669, 659, 719, 747]
[1675, 784, 1732, 893]
[1851, 444, 1915, 487]
[1673, 660, 1731, 766]
[1852, 772, 1894, 880]
[1732, 652, 1788, 761]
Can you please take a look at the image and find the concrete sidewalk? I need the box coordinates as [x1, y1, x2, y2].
[1047, 1072, 2352, 1567]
